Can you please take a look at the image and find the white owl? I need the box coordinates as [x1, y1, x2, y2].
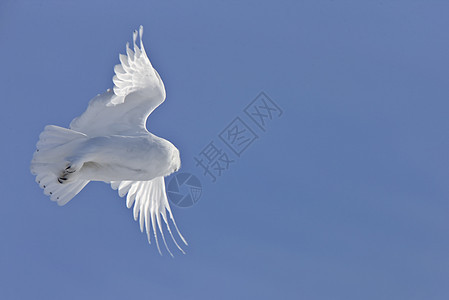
[30, 26, 187, 256]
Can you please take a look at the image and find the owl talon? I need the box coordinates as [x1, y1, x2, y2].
[65, 165, 76, 173]
[58, 177, 68, 184]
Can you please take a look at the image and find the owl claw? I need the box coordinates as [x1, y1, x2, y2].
[58, 162, 80, 184]
[58, 177, 67, 184]
[65, 165, 76, 173]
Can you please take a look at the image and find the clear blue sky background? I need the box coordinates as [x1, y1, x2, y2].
[1, 0, 449, 299]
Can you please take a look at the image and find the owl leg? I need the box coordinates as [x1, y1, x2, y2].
[58, 157, 85, 184]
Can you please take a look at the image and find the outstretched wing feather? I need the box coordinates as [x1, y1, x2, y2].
[111, 177, 187, 256]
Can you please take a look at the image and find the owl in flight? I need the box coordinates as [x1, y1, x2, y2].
[30, 26, 187, 256]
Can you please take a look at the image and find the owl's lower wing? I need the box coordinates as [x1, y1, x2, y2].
[111, 177, 187, 256]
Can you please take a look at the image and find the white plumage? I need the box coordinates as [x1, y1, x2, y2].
[30, 26, 187, 256]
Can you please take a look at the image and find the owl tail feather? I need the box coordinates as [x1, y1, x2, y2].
[30, 125, 90, 206]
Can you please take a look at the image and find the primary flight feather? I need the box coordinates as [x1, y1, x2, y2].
[30, 26, 187, 256]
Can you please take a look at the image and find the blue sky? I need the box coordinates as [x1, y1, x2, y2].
[1, 0, 449, 299]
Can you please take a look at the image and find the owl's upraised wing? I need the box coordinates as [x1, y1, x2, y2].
[70, 25, 166, 137]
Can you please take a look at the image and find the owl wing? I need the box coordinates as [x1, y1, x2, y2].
[70, 26, 166, 137]
[110, 177, 187, 256]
